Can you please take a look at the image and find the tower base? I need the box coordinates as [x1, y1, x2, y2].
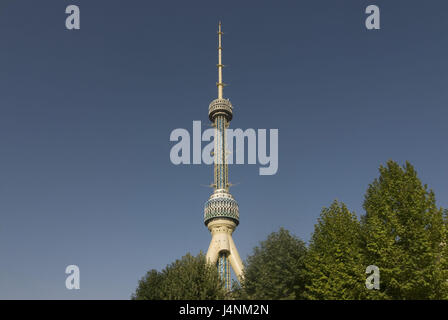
[205, 218, 244, 279]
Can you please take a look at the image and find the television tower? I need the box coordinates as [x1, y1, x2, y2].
[204, 22, 243, 290]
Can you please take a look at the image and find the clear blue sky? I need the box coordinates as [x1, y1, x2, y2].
[1, 0, 447, 299]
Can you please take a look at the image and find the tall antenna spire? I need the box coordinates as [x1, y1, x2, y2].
[217, 21, 224, 99]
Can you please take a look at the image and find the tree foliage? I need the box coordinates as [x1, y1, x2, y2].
[362, 160, 447, 299]
[132, 252, 226, 300]
[237, 228, 307, 299]
[132, 160, 448, 300]
[304, 200, 366, 299]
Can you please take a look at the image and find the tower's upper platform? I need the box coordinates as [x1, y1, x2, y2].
[209, 98, 233, 122]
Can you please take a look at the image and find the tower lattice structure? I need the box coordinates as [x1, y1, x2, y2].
[204, 22, 244, 290]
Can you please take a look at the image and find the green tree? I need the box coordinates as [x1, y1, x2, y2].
[132, 269, 164, 300]
[304, 200, 366, 300]
[362, 160, 447, 299]
[237, 228, 307, 299]
[132, 252, 226, 300]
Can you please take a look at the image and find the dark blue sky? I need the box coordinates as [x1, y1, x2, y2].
[1, 0, 447, 299]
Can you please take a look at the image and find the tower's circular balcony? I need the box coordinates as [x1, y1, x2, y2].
[208, 98, 233, 122]
[204, 190, 239, 225]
